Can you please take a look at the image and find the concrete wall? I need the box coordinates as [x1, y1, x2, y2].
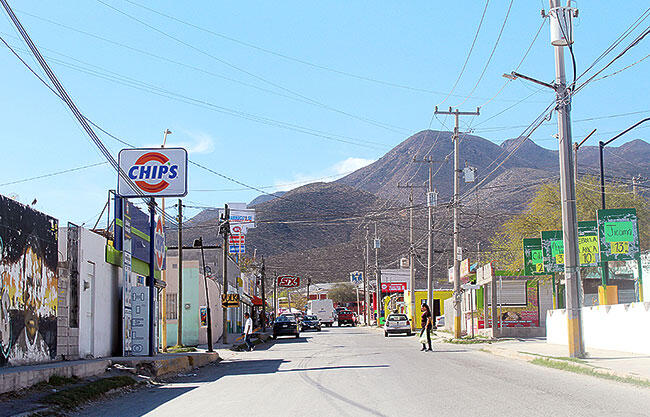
[197, 272, 222, 346]
[58, 227, 120, 359]
[164, 259, 201, 347]
[547, 302, 650, 354]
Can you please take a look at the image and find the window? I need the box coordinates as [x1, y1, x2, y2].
[166, 293, 178, 320]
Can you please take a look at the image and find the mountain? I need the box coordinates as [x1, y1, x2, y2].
[173, 129, 650, 286]
[249, 191, 285, 207]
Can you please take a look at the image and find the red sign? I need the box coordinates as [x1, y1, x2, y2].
[229, 235, 245, 244]
[154, 216, 165, 270]
[381, 282, 407, 293]
[277, 275, 300, 288]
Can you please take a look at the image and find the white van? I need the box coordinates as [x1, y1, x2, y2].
[307, 299, 335, 327]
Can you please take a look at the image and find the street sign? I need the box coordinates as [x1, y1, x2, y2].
[229, 235, 245, 245]
[523, 238, 545, 275]
[154, 215, 165, 271]
[374, 238, 381, 249]
[456, 246, 463, 261]
[541, 230, 564, 273]
[229, 244, 245, 254]
[476, 263, 494, 286]
[118, 148, 188, 197]
[597, 208, 640, 261]
[277, 275, 300, 288]
[350, 271, 363, 284]
[578, 221, 599, 266]
[460, 258, 470, 278]
[427, 191, 438, 207]
[221, 293, 240, 308]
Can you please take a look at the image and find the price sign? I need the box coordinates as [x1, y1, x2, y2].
[598, 209, 639, 261]
[523, 238, 546, 276]
[277, 275, 300, 288]
[541, 231, 564, 273]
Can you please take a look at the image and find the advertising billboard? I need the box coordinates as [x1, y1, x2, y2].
[118, 148, 188, 197]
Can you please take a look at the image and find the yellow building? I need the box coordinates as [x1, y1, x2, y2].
[404, 290, 453, 329]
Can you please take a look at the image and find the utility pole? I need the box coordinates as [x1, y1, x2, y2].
[397, 183, 425, 330]
[261, 257, 267, 332]
[364, 225, 370, 324]
[549, 0, 584, 357]
[374, 222, 382, 327]
[434, 106, 479, 339]
[220, 204, 230, 344]
[177, 199, 183, 346]
[194, 237, 213, 352]
[414, 157, 440, 311]
[573, 128, 597, 186]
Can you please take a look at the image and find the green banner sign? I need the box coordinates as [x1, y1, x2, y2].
[541, 230, 564, 272]
[578, 221, 599, 266]
[597, 208, 639, 261]
[523, 238, 545, 275]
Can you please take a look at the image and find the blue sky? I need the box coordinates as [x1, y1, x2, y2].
[0, 1, 648, 224]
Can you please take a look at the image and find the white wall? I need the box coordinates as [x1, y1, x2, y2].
[60, 227, 120, 359]
[547, 302, 650, 354]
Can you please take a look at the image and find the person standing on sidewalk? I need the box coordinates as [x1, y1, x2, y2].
[243, 312, 254, 351]
[420, 303, 433, 352]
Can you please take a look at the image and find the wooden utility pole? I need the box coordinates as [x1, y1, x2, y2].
[261, 257, 267, 332]
[364, 225, 370, 325]
[177, 199, 183, 346]
[397, 183, 425, 330]
[434, 106, 479, 339]
[374, 222, 382, 327]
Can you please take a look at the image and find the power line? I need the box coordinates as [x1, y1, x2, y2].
[0, 161, 107, 187]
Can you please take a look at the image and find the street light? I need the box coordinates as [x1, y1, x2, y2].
[598, 118, 650, 302]
[194, 237, 213, 352]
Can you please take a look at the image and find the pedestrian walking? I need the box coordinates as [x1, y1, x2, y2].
[420, 303, 433, 352]
[243, 312, 254, 351]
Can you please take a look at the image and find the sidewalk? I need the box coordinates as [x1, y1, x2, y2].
[477, 338, 650, 383]
[0, 350, 220, 395]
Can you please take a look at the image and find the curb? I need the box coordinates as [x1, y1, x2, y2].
[479, 345, 650, 385]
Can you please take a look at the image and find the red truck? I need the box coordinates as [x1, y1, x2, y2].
[337, 310, 355, 327]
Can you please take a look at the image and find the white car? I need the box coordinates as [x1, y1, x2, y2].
[384, 314, 412, 337]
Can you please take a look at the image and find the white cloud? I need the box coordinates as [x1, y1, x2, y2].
[272, 157, 375, 192]
[150, 131, 216, 154]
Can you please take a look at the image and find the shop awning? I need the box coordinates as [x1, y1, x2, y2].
[251, 295, 266, 306]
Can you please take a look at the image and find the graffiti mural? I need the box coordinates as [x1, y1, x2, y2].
[0, 195, 58, 366]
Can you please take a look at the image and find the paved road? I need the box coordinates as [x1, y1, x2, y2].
[76, 327, 650, 417]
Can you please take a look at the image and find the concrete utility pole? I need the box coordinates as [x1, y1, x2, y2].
[177, 199, 183, 346]
[434, 106, 479, 339]
[261, 257, 267, 332]
[374, 222, 382, 327]
[397, 183, 425, 330]
[549, 0, 584, 357]
[160, 129, 171, 352]
[220, 204, 230, 344]
[364, 225, 370, 324]
[414, 157, 440, 311]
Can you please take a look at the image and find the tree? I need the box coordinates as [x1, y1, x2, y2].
[489, 176, 650, 272]
[328, 283, 357, 304]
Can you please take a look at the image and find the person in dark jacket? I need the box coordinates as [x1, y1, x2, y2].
[420, 303, 433, 352]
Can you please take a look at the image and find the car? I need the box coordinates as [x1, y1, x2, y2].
[337, 310, 355, 326]
[300, 314, 322, 332]
[384, 314, 412, 337]
[272, 315, 300, 339]
[435, 316, 445, 328]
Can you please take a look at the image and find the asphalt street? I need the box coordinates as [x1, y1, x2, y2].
[75, 327, 650, 417]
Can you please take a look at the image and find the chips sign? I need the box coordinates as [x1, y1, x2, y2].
[523, 238, 545, 275]
[277, 275, 300, 288]
[222, 293, 240, 308]
[118, 148, 188, 197]
[597, 208, 640, 261]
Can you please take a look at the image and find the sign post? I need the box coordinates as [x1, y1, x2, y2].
[118, 147, 187, 357]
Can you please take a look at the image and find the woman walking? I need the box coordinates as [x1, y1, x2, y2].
[420, 303, 433, 351]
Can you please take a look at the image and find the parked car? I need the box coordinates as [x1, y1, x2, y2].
[337, 310, 355, 326]
[435, 316, 445, 328]
[273, 315, 300, 339]
[384, 314, 412, 337]
[300, 315, 322, 332]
